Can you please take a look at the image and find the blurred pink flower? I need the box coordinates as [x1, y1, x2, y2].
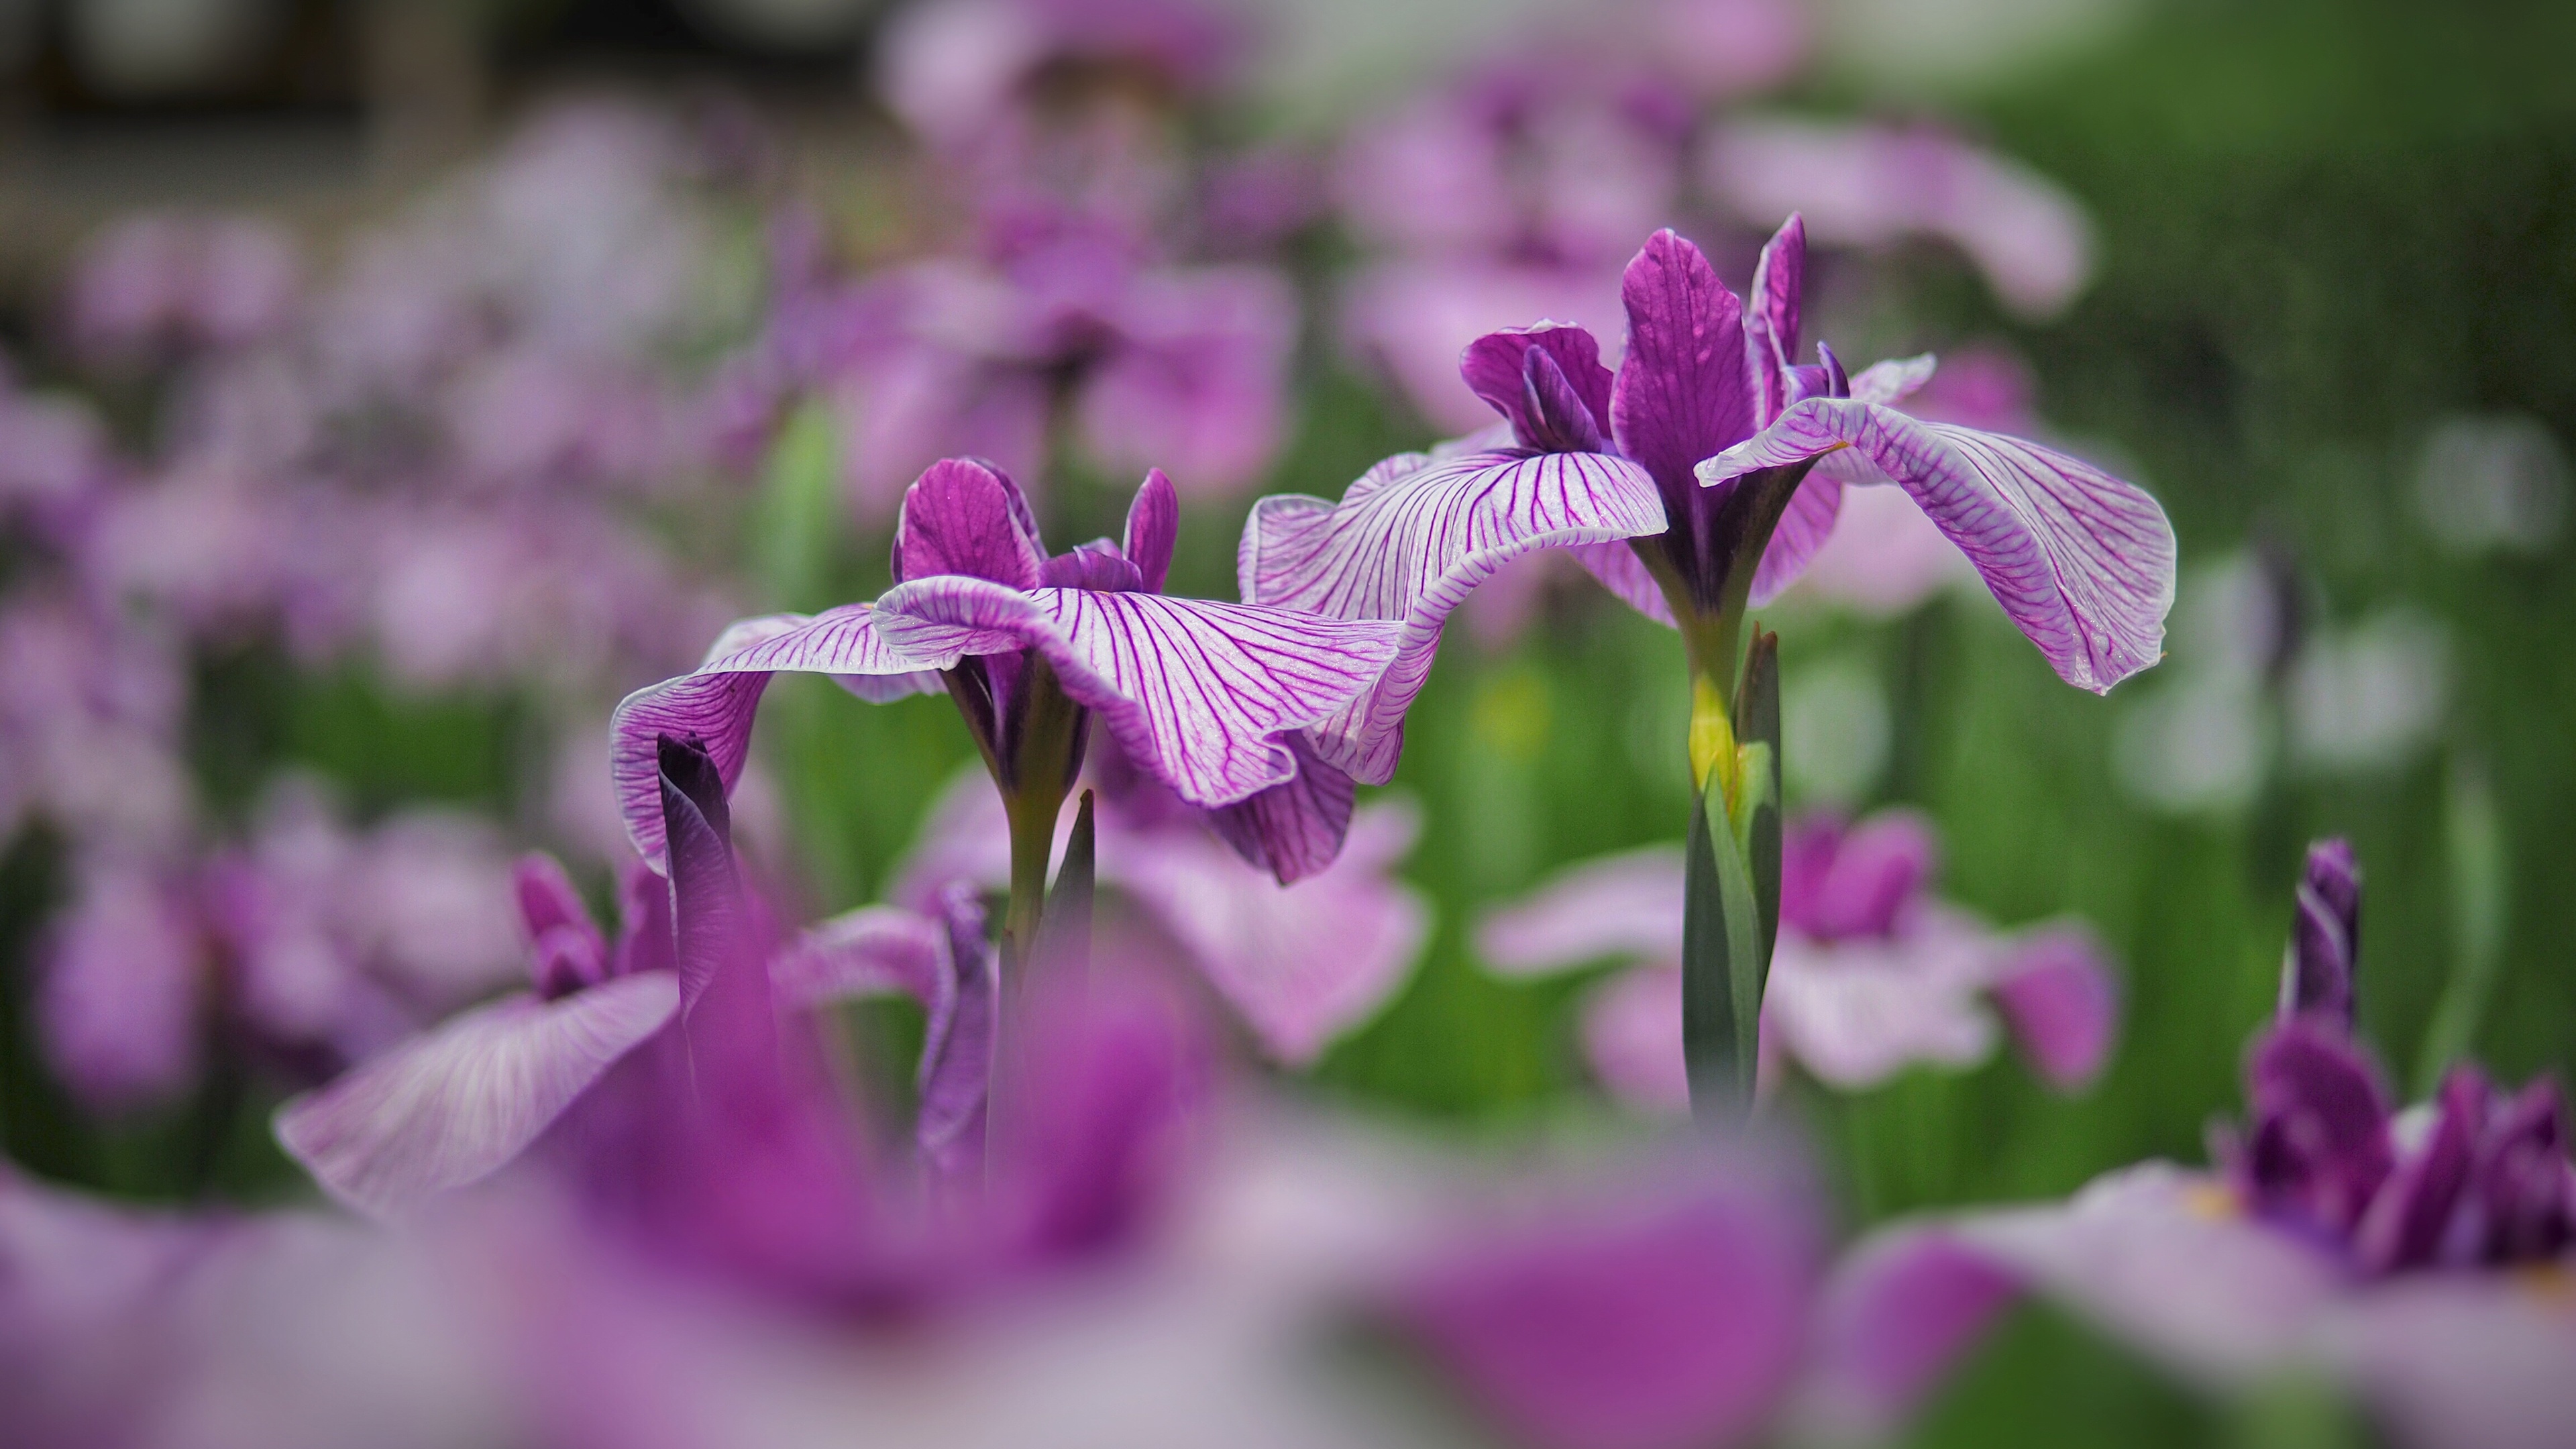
[1478, 810, 2119, 1108]
[1705, 119, 2094, 319]
[65, 212, 300, 366]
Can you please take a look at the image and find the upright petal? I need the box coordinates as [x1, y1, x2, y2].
[612, 605, 938, 871]
[892, 457, 1046, 588]
[875, 576, 1408, 806]
[1702, 400, 2176, 693]
[2282, 838, 2361, 1030]
[1460, 323, 1613, 451]
[1611, 229, 1757, 506]
[1745, 215, 1805, 426]
[273, 973, 680, 1218]
[1237, 447, 1664, 782]
[1124, 468, 1180, 594]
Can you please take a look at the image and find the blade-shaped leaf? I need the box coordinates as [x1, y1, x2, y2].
[1032, 790, 1097, 986]
[1736, 627, 1783, 987]
[1682, 780, 1762, 1116]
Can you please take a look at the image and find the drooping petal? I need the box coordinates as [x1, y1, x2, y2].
[1203, 733, 1358, 885]
[1237, 447, 1664, 782]
[1745, 215, 1805, 426]
[1701, 400, 2176, 693]
[1123, 467, 1180, 594]
[273, 973, 681, 1218]
[1988, 925, 2119, 1091]
[612, 605, 939, 871]
[1116, 800, 1429, 1064]
[1568, 540, 1679, 627]
[873, 576, 1407, 806]
[767, 905, 947, 1011]
[1937, 1164, 2342, 1385]
[1745, 470, 1843, 606]
[1477, 845, 1686, 979]
[891, 456, 1046, 588]
[1580, 964, 1690, 1116]
[1610, 229, 1758, 507]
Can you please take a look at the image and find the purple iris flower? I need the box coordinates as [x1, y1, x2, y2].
[1478, 808, 2119, 1108]
[1250, 217, 2176, 811]
[1819, 840, 2576, 1449]
[611, 459, 1403, 956]
[280, 737, 1205, 1314]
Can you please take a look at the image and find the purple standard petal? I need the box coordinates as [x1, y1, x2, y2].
[612, 606, 938, 871]
[1202, 733, 1358, 885]
[1744, 470, 1843, 606]
[1989, 925, 2120, 1091]
[1395, 1161, 1822, 1449]
[1123, 467, 1180, 594]
[658, 736, 782, 1102]
[273, 973, 680, 1218]
[874, 576, 1406, 806]
[1744, 215, 1806, 427]
[1477, 845, 1686, 979]
[891, 456, 1046, 588]
[1610, 229, 1758, 513]
[515, 853, 606, 999]
[1701, 400, 2177, 692]
[2282, 838, 2361, 1030]
[2235, 1021, 2396, 1242]
[1238, 447, 1664, 782]
[1460, 323, 1615, 453]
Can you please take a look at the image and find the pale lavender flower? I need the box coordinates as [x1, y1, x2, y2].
[1705, 119, 2095, 319]
[37, 854, 208, 1110]
[1478, 809, 2119, 1108]
[877, 0, 1248, 144]
[1822, 841, 2576, 1449]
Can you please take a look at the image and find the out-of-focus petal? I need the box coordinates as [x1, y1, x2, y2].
[917, 888, 995, 1184]
[612, 607, 939, 871]
[1580, 964, 1690, 1116]
[1080, 268, 1296, 495]
[1394, 1160, 1821, 1449]
[273, 974, 680, 1218]
[874, 577, 1406, 807]
[1116, 802, 1429, 1064]
[1701, 399, 2176, 694]
[1989, 925, 2119, 1091]
[1764, 925, 1999, 1089]
[768, 906, 949, 1011]
[1238, 447, 1664, 782]
[1783, 808, 1937, 941]
[2320, 1273, 2576, 1449]
[1477, 845, 1687, 978]
[2283, 838, 2361, 1030]
[1794, 1230, 2023, 1444]
[1790, 474, 1978, 616]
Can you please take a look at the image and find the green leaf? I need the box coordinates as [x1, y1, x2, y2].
[1735, 626, 1783, 995]
[1684, 771, 1764, 1116]
[1034, 788, 1097, 986]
